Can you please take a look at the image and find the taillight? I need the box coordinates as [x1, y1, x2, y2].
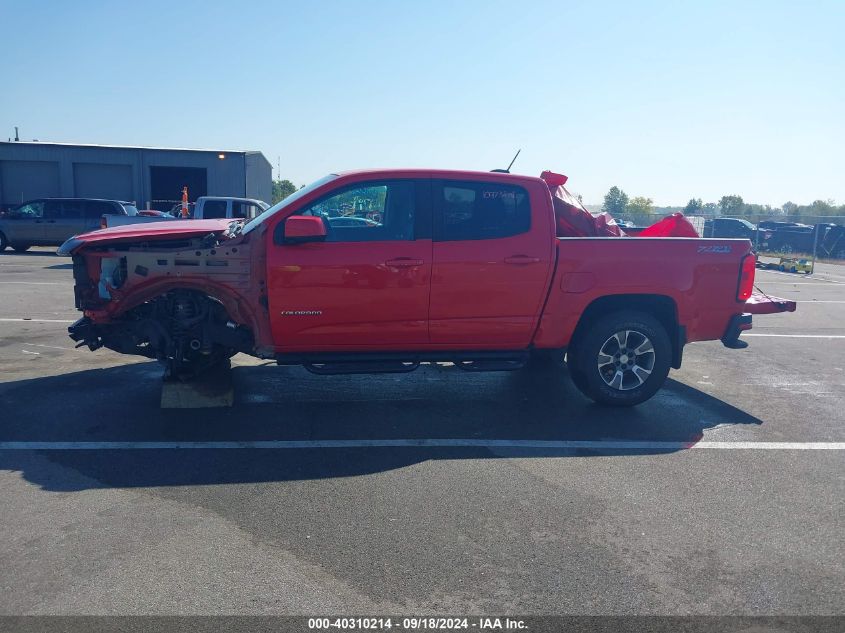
[737, 254, 755, 301]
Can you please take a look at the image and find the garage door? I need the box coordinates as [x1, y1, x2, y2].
[0, 160, 60, 207]
[73, 163, 134, 201]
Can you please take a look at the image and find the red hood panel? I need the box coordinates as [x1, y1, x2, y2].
[76, 219, 233, 244]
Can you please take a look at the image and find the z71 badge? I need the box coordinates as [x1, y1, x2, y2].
[697, 245, 732, 253]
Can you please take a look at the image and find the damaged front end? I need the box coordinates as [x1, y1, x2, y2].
[69, 289, 254, 377]
[62, 225, 270, 378]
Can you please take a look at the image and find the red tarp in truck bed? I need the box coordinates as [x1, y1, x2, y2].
[744, 292, 797, 314]
[541, 171, 698, 238]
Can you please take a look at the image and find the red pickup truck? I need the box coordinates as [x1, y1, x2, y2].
[59, 169, 795, 406]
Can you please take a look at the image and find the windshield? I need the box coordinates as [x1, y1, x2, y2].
[242, 174, 338, 234]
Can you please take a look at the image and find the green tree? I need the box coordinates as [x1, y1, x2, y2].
[627, 196, 654, 214]
[719, 195, 745, 217]
[272, 179, 298, 204]
[602, 186, 629, 215]
[782, 201, 798, 216]
[684, 198, 703, 215]
[811, 199, 836, 216]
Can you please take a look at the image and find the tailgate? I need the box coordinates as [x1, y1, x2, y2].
[744, 292, 797, 314]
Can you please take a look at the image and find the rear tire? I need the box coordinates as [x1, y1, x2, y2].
[569, 310, 671, 407]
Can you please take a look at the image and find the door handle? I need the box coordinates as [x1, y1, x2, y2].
[504, 255, 540, 265]
[385, 258, 424, 268]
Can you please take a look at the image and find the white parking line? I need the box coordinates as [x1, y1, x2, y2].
[744, 333, 845, 338]
[0, 440, 842, 451]
[756, 282, 842, 286]
[757, 271, 842, 282]
[0, 318, 75, 323]
[0, 281, 67, 285]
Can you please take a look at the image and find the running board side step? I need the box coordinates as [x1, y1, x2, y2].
[279, 350, 530, 375]
[454, 358, 527, 372]
[304, 361, 420, 375]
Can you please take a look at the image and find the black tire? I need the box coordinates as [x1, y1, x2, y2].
[0, 232, 8, 252]
[565, 347, 590, 395]
[11, 244, 30, 253]
[569, 310, 671, 407]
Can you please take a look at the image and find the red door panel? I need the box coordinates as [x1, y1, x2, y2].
[266, 178, 432, 351]
[429, 180, 554, 348]
[268, 240, 431, 350]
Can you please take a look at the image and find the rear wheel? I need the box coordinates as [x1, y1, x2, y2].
[569, 310, 671, 406]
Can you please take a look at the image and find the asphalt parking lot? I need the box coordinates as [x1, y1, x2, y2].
[0, 248, 843, 616]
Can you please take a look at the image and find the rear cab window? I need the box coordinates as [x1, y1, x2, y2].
[434, 180, 531, 241]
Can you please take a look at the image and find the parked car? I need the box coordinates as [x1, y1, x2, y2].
[777, 257, 812, 273]
[758, 220, 812, 231]
[58, 168, 795, 407]
[0, 198, 132, 252]
[191, 197, 270, 220]
[104, 197, 270, 228]
[703, 217, 757, 240]
[760, 223, 845, 258]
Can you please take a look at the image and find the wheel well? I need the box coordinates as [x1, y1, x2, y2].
[570, 294, 683, 368]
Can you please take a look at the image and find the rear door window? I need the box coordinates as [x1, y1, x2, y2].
[434, 181, 530, 241]
[83, 201, 116, 218]
[58, 200, 85, 218]
[202, 200, 228, 218]
[44, 201, 63, 219]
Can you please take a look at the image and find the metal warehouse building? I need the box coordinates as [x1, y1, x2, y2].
[0, 141, 272, 211]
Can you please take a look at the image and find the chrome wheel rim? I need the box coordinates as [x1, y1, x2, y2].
[597, 329, 655, 391]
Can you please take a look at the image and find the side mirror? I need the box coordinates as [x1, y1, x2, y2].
[283, 215, 327, 244]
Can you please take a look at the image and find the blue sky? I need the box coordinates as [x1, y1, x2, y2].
[1, 0, 842, 206]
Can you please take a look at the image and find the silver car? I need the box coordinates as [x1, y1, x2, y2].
[0, 198, 132, 252]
